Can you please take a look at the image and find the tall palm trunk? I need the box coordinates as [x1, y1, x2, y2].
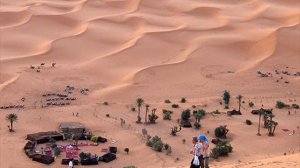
[257, 112, 261, 136]
[138, 106, 141, 118]
[10, 120, 13, 131]
[272, 123, 278, 136]
[145, 106, 149, 123]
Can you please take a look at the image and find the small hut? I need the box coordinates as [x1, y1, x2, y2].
[59, 122, 86, 134]
[26, 131, 63, 144]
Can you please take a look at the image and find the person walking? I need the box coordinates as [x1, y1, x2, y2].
[190, 136, 202, 168]
[199, 135, 210, 168]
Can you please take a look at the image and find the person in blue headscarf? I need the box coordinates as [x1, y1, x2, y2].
[198, 135, 209, 168]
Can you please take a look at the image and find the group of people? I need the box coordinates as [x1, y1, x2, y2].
[190, 135, 209, 168]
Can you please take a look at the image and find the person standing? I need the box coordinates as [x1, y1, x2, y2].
[68, 159, 74, 168]
[199, 135, 210, 168]
[190, 136, 202, 168]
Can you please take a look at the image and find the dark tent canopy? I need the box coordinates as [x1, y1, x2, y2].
[26, 131, 63, 144]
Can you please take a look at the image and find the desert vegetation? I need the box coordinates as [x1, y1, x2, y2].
[6, 113, 18, 132]
[223, 90, 231, 109]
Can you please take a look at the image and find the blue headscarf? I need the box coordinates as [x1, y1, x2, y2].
[198, 135, 209, 142]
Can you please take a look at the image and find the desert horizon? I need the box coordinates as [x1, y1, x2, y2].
[0, 0, 299, 168]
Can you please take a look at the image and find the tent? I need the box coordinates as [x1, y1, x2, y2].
[31, 154, 55, 164]
[26, 131, 63, 144]
[59, 122, 86, 134]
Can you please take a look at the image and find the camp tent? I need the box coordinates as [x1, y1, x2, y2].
[26, 131, 63, 144]
[59, 122, 86, 134]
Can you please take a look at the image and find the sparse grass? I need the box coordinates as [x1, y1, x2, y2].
[164, 99, 171, 104]
[172, 104, 179, 108]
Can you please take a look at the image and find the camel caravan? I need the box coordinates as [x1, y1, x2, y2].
[23, 122, 117, 166]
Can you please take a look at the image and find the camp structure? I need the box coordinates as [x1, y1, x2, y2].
[59, 122, 86, 134]
[26, 131, 63, 144]
[227, 109, 242, 116]
[32, 154, 55, 165]
[251, 108, 273, 115]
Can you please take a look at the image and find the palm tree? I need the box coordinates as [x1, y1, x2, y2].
[237, 95, 242, 112]
[136, 98, 144, 123]
[6, 113, 18, 132]
[145, 104, 150, 124]
[257, 110, 262, 136]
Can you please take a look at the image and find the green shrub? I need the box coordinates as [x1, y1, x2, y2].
[103, 101, 109, 106]
[292, 104, 299, 109]
[90, 136, 98, 142]
[249, 102, 254, 108]
[276, 101, 289, 109]
[146, 136, 164, 152]
[172, 104, 179, 108]
[193, 109, 206, 117]
[146, 140, 153, 147]
[181, 109, 191, 121]
[163, 111, 172, 120]
[164, 99, 171, 103]
[210, 143, 233, 159]
[223, 90, 231, 106]
[180, 98, 186, 103]
[215, 125, 229, 138]
[124, 148, 129, 154]
[148, 111, 159, 123]
[153, 140, 164, 152]
[194, 122, 201, 129]
[246, 119, 252, 125]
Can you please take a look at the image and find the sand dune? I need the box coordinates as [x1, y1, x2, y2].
[0, 10, 32, 29]
[0, 0, 299, 168]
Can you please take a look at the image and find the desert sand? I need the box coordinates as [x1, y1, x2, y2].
[0, 0, 300, 168]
